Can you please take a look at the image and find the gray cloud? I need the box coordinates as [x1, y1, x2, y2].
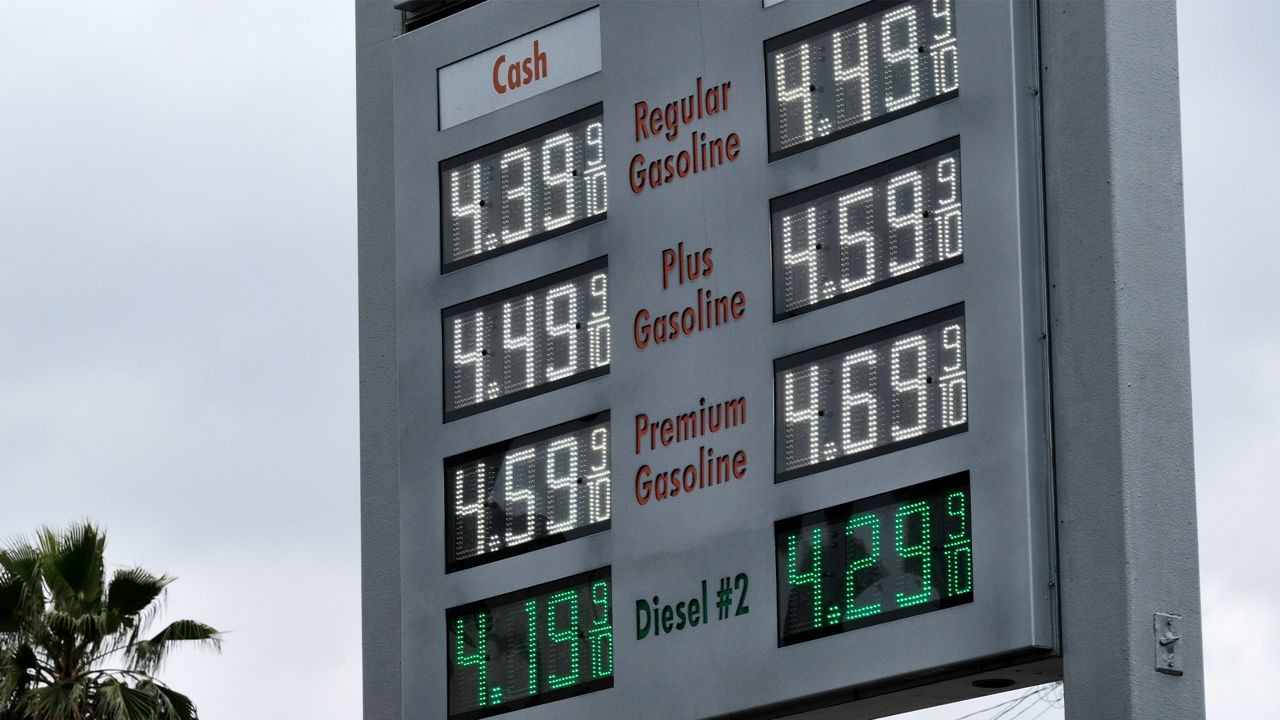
[1, 0, 359, 717]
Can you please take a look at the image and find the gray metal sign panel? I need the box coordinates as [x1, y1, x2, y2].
[380, 0, 1055, 717]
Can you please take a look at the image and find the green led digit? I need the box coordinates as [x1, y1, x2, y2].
[588, 580, 613, 678]
[786, 528, 825, 629]
[524, 599, 539, 696]
[944, 490, 973, 596]
[454, 612, 494, 707]
[895, 501, 933, 608]
[844, 512, 882, 620]
[546, 589, 580, 689]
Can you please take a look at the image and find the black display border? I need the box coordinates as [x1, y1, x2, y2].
[441, 256, 610, 423]
[773, 303, 967, 483]
[763, 0, 960, 162]
[770, 137, 964, 321]
[446, 567, 614, 720]
[773, 472, 973, 647]
[444, 411, 612, 573]
[439, 103, 607, 273]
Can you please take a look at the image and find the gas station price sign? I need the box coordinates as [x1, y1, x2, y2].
[447, 568, 613, 720]
[776, 305, 967, 481]
[443, 257, 610, 421]
[765, 0, 960, 159]
[370, 0, 1058, 716]
[441, 104, 607, 272]
[772, 138, 962, 318]
[776, 473, 973, 646]
[445, 413, 611, 572]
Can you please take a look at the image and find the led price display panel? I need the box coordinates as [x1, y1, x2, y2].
[776, 305, 967, 481]
[772, 138, 962, 318]
[448, 568, 613, 720]
[441, 104, 607, 272]
[443, 257, 610, 421]
[776, 473, 973, 646]
[765, 0, 959, 159]
[446, 413, 610, 572]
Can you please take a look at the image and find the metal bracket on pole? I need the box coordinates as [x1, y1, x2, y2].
[1154, 613, 1184, 676]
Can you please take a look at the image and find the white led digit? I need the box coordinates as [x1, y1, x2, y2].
[784, 367, 823, 467]
[931, 0, 960, 94]
[882, 6, 923, 112]
[840, 350, 879, 454]
[544, 436, 580, 535]
[453, 463, 488, 559]
[890, 334, 930, 441]
[782, 207, 821, 307]
[544, 282, 579, 382]
[450, 164, 485, 259]
[887, 170, 925, 276]
[934, 157, 963, 259]
[500, 147, 532, 245]
[584, 121, 607, 216]
[452, 312, 487, 408]
[774, 43, 816, 149]
[587, 426, 610, 523]
[837, 187, 877, 293]
[502, 297, 535, 391]
[587, 272, 610, 369]
[542, 132, 576, 230]
[832, 23, 872, 127]
[503, 448, 537, 546]
[940, 323, 966, 427]
[936, 156, 959, 205]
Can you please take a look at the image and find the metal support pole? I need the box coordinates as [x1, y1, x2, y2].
[1040, 1, 1205, 717]
[357, 3, 404, 720]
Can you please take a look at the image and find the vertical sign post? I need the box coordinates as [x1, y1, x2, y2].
[1040, 1, 1205, 718]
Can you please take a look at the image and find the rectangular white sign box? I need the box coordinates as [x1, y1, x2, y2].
[437, 6, 601, 129]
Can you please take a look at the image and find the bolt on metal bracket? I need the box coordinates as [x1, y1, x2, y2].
[1154, 612, 1184, 675]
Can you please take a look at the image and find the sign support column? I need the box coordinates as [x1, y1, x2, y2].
[1040, 1, 1205, 718]
[357, 3, 403, 720]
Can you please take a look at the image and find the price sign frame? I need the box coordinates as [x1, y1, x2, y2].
[443, 411, 611, 573]
[764, 0, 962, 161]
[774, 472, 974, 647]
[440, 256, 610, 422]
[774, 304, 968, 482]
[445, 567, 614, 720]
[439, 103, 608, 273]
[770, 137, 964, 320]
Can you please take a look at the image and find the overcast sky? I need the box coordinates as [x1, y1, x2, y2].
[0, 1, 1274, 719]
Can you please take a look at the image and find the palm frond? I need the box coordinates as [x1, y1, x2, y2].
[0, 541, 40, 580]
[37, 521, 106, 613]
[107, 568, 171, 620]
[143, 681, 198, 720]
[95, 678, 156, 720]
[0, 575, 25, 633]
[0, 643, 40, 705]
[45, 610, 80, 643]
[15, 679, 87, 720]
[127, 620, 222, 673]
[0, 542, 42, 627]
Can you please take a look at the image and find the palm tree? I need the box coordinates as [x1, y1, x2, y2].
[0, 522, 221, 720]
